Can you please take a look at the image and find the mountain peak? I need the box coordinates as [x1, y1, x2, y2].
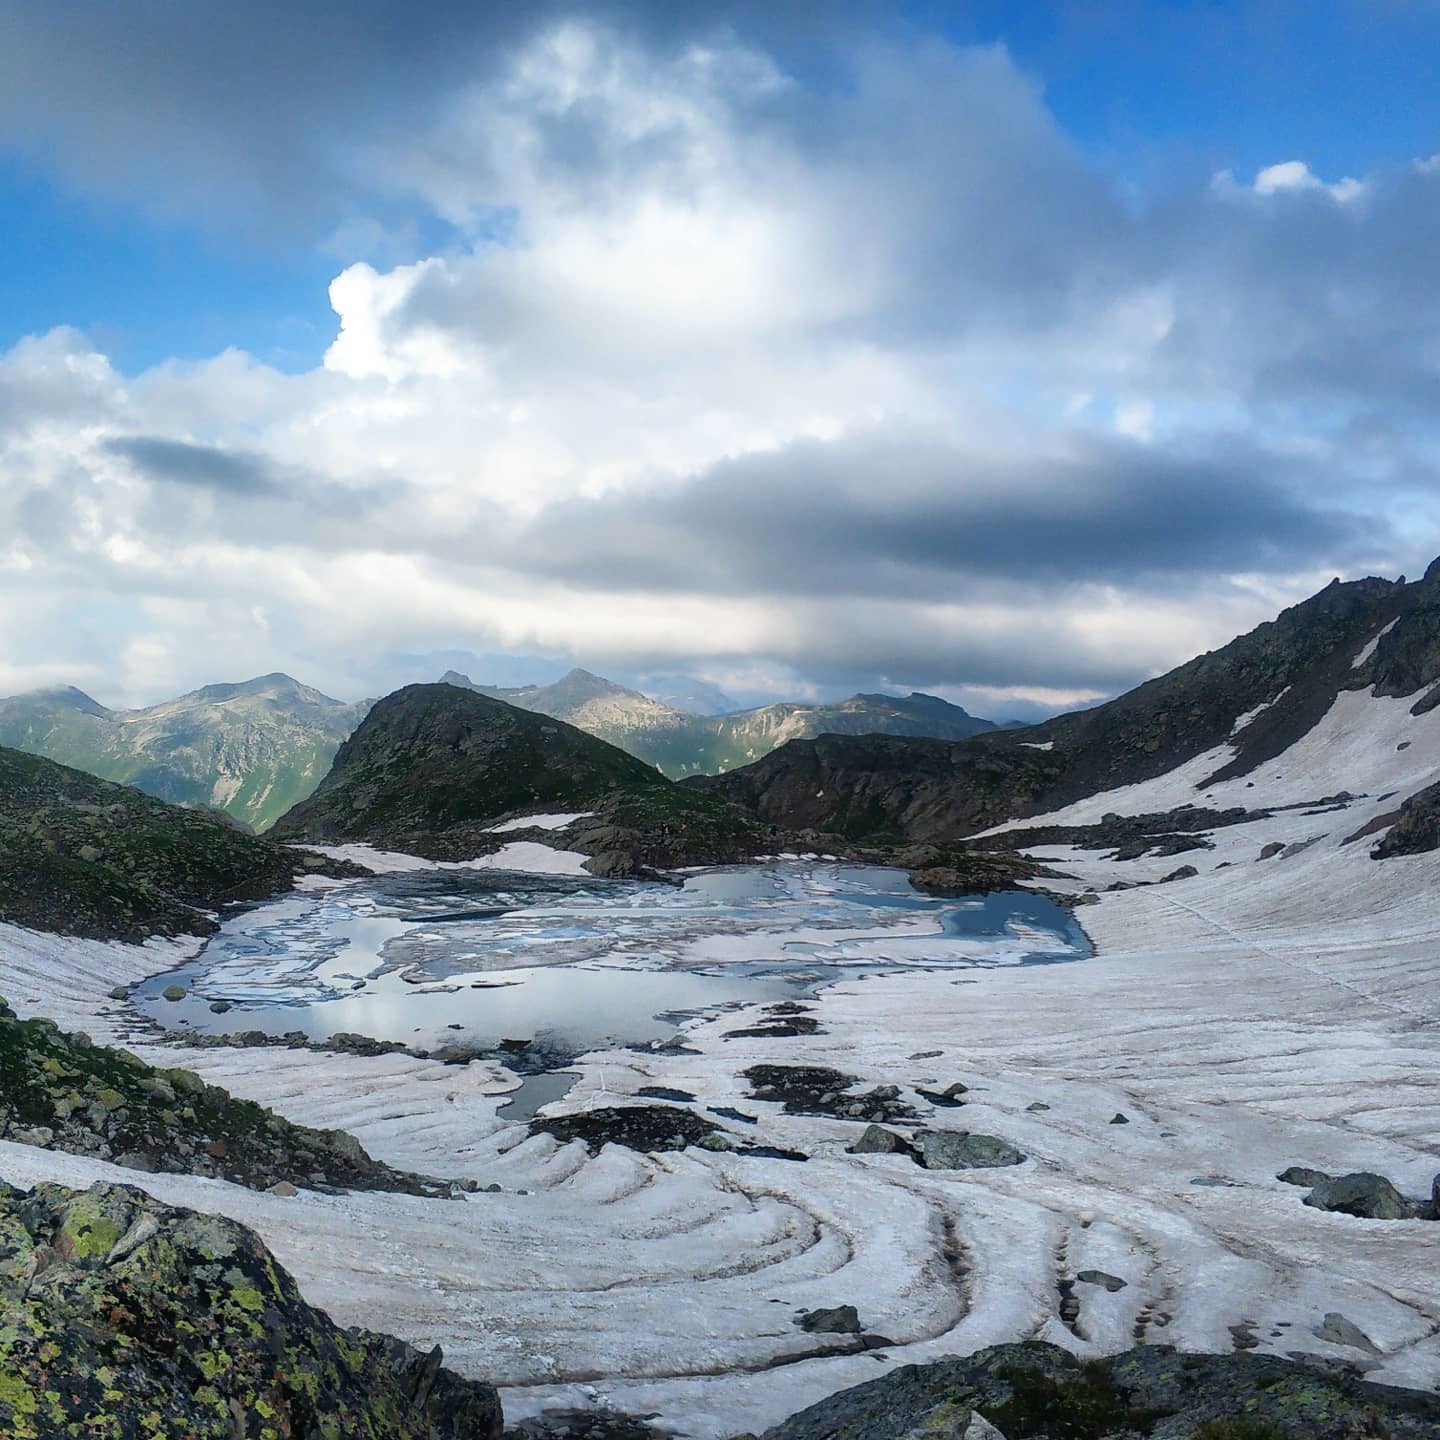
[13, 685, 112, 719]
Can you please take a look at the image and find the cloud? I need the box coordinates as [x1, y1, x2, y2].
[0, 18, 1438, 712]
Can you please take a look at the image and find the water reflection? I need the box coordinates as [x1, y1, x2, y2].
[135, 862, 1089, 1055]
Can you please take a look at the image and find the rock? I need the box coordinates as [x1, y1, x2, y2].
[1278, 1165, 1333, 1188]
[0, 1180, 503, 1438]
[1304, 1172, 1417, 1220]
[208, 1000, 232, 1013]
[1258, 841, 1285, 860]
[1024, 1102, 1050, 1112]
[847, 1124, 910, 1155]
[1109, 1112, 1130, 1125]
[1075, 1269, 1127, 1292]
[915, 1131, 1025, 1170]
[107, 986, 128, 1000]
[1161, 864, 1199, 882]
[267, 1180, 299, 1197]
[799, 1305, 861, 1335]
[1318, 1312, 1381, 1353]
[530, 1105, 722, 1155]
[161, 984, 187, 1001]
[754, 1339, 1440, 1440]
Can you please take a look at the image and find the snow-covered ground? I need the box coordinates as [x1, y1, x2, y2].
[2, 685, 1439, 1436]
[305, 839, 592, 876]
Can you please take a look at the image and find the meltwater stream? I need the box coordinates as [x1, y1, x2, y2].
[136, 862, 1090, 1069]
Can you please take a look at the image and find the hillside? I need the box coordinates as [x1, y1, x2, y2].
[270, 683, 668, 853]
[0, 745, 338, 940]
[0, 674, 369, 833]
[448, 667, 997, 775]
[691, 563, 1440, 843]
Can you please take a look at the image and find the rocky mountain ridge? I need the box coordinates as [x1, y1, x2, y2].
[691, 563, 1440, 845]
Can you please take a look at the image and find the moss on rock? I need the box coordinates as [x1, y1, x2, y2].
[0, 1180, 502, 1439]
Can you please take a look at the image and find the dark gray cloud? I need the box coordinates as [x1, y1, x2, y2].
[105, 436, 283, 496]
[0, 1, 880, 231]
[508, 431, 1386, 600]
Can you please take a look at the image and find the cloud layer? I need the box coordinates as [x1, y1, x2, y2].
[1, 12, 1437, 712]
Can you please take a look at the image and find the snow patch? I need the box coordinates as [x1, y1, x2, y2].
[303, 841, 591, 876]
[1352, 619, 1400, 670]
[485, 812, 594, 834]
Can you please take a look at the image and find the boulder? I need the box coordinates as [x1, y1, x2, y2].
[799, 1305, 861, 1335]
[1278, 1165, 1333, 1188]
[1075, 1270, 1127, 1292]
[847, 1124, 910, 1156]
[1318, 1313, 1381, 1354]
[915, 1131, 1025, 1170]
[1304, 1172, 1417, 1221]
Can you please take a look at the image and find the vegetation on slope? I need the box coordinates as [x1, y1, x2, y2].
[0, 746, 344, 941]
[0, 675, 368, 832]
[0, 999, 450, 1195]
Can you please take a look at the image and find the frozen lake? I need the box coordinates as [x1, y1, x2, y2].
[136, 861, 1090, 1058]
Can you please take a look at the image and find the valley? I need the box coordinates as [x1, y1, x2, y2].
[2, 566, 1439, 1437]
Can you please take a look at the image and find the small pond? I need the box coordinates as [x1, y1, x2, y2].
[135, 861, 1090, 1062]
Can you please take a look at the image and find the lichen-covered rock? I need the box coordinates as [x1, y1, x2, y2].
[757, 1340, 1440, 1440]
[0, 999, 451, 1196]
[915, 1131, 1025, 1170]
[0, 1180, 502, 1439]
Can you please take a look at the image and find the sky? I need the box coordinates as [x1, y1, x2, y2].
[1, 1, 1438, 719]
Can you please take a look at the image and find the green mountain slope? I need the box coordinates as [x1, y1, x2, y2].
[0, 675, 369, 832]
[0, 746, 332, 940]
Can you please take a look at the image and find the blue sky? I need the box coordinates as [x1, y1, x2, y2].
[0, 1, 1437, 713]
[4, 2, 1436, 375]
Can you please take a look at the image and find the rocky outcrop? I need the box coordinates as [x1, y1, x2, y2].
[1371, 777, 1440, 858]
[0, 1180, 502, 1439]
[755, 1339, 1440, 1440]
[529, 1104, 723, 1155]
[689, 565, 1440, 845]
[0, 1000, 453, 1196]
[0, 745, 356, 941]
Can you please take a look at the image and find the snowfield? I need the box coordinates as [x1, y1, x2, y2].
[3, 683, 1440, 1436]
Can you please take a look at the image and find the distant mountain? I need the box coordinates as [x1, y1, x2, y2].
[638, 675, 737, 715]
[689, 562, 1440, 844]
[0, 745, 322, 940]
[0, 674, 369, 833]
[444, 668, 997, 776]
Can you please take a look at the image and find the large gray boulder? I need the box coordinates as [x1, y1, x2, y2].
[915, 1131, 1025, 1170]
[1304, 1172, 1417, 1220]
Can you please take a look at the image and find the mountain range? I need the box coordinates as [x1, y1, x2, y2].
[0, 667, 996, 830]
[446, 667, 999, 776]
[0, 675, 370, 833]
[691, 561, 1440, 843]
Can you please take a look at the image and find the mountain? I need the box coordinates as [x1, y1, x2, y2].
[271, 682, 667, 854]
[445, 667, 998, 776]
[0, 674, 369, 833]
[0, 744, 335, 940]
[689, 562, 1440, 845]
